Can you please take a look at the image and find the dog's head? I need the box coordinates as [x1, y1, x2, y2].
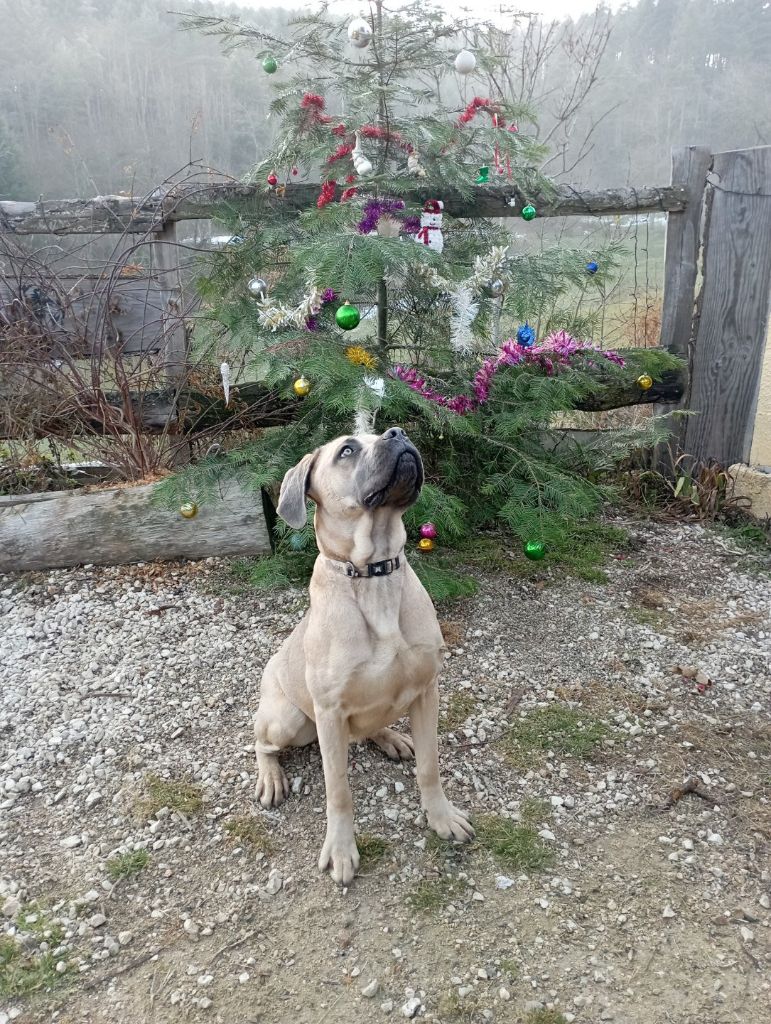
[276, 428, 423, 551]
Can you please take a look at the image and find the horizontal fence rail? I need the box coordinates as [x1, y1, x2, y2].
[0, 182, 688, 235]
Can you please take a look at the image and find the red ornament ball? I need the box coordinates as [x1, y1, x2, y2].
[267, 172, 279, 187]
[291, 167, 299, 176]
[419, 522, 438, 540]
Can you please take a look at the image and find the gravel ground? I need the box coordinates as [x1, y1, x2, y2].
[1, 519, 769, 1024]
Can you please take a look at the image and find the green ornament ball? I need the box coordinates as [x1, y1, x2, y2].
[475, 166, 490, 184]
[523, 539, 546, 561]
[262, 56, 278, 74]
[335, 301, 361, 331]
[521, 204, 537, 221]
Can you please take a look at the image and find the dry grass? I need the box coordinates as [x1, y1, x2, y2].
[440, 691, 477, 732]
[224, 815, 272, 851]
[135, 774, 203, 819]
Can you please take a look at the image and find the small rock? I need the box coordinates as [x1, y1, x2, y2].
[401, 996, 421, 1018]
[707, 832, 723, 845]
[476, 968, 488, 980]
[60, 835, 82, 849]
[197, 997, 212, 1009]
[118, 931, 133, 946]
[2, 897, 21, 919]
[381, 1000, 394, 1012]
[183, 918, 199, 937]
[265, 871, 283, 896]
[362, 980, 380, 998]
[681, 838, 694, 851]
[458, 986, 474, 998]
[495, 876, 514, 890]
[472, 891, 484, 902]
[759, 893, 770, 909]
[198, 974, 213, 986]
[538, 829, 556, 841]
[88, 913, 107, 928]
[662, 905, 676, 919]
[499, 987, 511, 1001]
[239, 972, 250, 984]
[85, 791, 102, 809]
[740, 926, 754, 943]
[394, 782, 405, 794]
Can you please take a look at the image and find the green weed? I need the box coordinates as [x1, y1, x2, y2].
[106, 849, 150, 881]
[475, 816, 554, 873]
[408, 876, 460, 912]
[356, 833, 391, 871]
[440, 691, 477, 732]
[137, 773, 203, 818]
[501, 705, 607, 763]
[224, 815, 273, 851]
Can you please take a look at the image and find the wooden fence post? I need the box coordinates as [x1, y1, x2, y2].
[684, 146, 771, 466]
[656, 146, 712, 467]
[152, 218, 191, 464]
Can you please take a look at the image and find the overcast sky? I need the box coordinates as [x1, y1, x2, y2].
[229, 1, 624, 23]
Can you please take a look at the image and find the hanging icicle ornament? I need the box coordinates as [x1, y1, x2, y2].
[353, 375, 386, 435]
[219, 361, 231, 407]
[448, 285, 479, 355]
[351, 132, 373, 176]
[454, 49, 476, 75]
[262, 56, 278, 74]
[247, 276, 268, 299]
[336, 301, 361, 331]
[348, 17, 373, 48]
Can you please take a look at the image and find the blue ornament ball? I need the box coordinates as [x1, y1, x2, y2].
[516, 323, 536, 348]
[586, 261, 599, 275]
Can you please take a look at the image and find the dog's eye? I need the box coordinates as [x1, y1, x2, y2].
[338, 445, 354, 459]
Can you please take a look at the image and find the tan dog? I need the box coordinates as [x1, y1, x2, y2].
[254, 427, 474, 884]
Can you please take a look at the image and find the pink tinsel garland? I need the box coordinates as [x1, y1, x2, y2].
[394, 331, 626, 414]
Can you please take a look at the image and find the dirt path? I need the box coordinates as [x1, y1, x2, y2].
[1, 520, 769, 1024]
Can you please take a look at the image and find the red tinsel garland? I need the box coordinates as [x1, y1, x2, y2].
[317, 180, 337, 209]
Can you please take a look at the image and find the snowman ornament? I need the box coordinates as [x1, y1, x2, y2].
[414, 199, 444, 254]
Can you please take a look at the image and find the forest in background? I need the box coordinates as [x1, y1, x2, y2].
[0, 0, 769, 201]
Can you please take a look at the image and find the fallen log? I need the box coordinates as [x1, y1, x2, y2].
[0, 478, 271, 573]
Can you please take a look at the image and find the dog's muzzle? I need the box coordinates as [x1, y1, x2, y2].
[360, 428, 424, 510]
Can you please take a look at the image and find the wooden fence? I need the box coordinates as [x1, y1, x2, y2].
[2, 144, 771, 469]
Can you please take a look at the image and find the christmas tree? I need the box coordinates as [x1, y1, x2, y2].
[165, 2, 679, 589]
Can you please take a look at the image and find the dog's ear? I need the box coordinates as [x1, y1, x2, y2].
[277, 451, 317, 529]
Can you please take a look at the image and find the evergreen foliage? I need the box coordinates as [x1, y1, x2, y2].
[161, 1, 682, 575]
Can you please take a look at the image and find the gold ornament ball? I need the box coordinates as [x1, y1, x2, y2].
[179, 501, 198, 519]
[417, 537, 435, 552]
[293, 376, 312, 397]
[637, 373, 654, 391]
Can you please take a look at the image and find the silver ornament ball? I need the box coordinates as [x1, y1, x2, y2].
[348, 17, 373, 48]
[247, 276, 268, 299]
[483, 278, 505, 298]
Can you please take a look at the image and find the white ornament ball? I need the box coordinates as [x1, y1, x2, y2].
[454, 49, 477, 75]
[348, 18, 373, 49]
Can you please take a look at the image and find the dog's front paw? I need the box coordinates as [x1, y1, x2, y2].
[318, 825, 360, 886]
[428, 801, 475, 843]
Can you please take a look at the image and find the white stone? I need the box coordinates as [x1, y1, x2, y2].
[2, 896, 21, 919]
[265, 871, 283, 896]
[662, 905, 676, 919]
[239, 972, 250, 984]
[401, 996, 421, 1018]
[740, 926, 754, 943]
[362, 979, 380, 998]
[499, 987, 511, 1001]
[380, 1000, 394, 1012]
[60, 835, 82, 849]
[198, 974, 213, 986]
[88, 913, 107, 928]
[118, 931, 133, 946]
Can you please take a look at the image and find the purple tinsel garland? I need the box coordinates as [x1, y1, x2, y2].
[394, 330, 626, 414]
[357, 197, 418, 235]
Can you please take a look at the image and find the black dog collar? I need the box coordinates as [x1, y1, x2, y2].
[326, 554, 402, 579]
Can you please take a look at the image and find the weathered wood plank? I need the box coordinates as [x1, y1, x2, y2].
[656, 146, 712, 470]
[684, 146, 771, 465]
[0, 479, 270, 573]
[0, 182, 689, 235]
[660, 147, 712, 358]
